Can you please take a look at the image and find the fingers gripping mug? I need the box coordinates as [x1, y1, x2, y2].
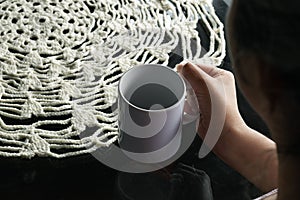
[118, 64, 199, 163]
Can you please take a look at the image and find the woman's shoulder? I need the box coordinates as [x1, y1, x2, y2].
[254, 189, 278, 200]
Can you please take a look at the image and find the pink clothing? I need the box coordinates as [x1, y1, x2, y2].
[254, 189, 278, 200]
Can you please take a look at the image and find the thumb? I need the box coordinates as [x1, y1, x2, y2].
[180, 62, 212, 116]
[180, 62, 213, 139]
[180, 62, 211, 93]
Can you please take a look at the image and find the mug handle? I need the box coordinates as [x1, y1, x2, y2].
[180, 74, 200, 126]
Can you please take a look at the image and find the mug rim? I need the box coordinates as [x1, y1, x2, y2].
[118, 64, 186, 113]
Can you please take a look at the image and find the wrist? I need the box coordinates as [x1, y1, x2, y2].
[213, 116, 249, 156]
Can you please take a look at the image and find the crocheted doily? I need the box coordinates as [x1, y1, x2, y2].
[0, 0, 225, 158]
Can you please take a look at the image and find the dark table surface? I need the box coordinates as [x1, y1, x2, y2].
[0, 1, 271, 199]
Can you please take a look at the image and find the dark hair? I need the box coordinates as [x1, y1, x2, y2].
[231, 0, 300, 90]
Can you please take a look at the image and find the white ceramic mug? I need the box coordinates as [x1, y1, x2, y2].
[118, 64, 199, 163]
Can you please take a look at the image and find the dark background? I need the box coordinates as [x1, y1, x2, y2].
[0, 1, 271, 199]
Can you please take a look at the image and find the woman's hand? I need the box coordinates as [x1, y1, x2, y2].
[177, 62, 278, 192]
[177, 62, 246, 139]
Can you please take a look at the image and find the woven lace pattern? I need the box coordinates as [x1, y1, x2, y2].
[0, 0, 225, 158]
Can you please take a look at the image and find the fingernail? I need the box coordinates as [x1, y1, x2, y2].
[175, 60, 189, 72]
[179, 60, 189, 66]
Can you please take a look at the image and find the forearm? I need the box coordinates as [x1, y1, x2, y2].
[212, 123, 278, 192]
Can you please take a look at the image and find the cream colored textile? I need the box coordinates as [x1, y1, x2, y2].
[0, 0, 225, 158]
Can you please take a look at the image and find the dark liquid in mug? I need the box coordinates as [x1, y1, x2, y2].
[129, 83, 179, 110]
